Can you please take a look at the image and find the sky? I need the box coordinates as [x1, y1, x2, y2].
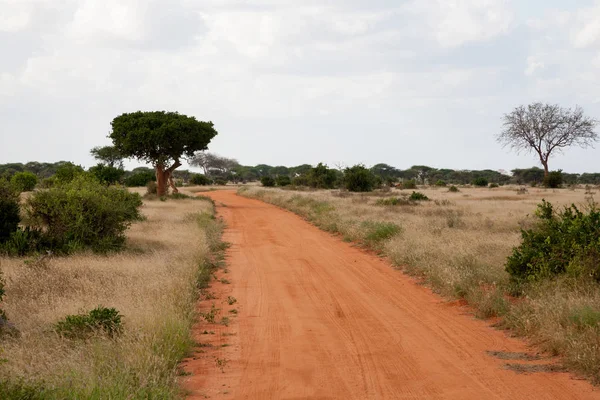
[1, 0, 600, 173]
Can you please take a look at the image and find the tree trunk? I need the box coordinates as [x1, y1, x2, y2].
[155, 165, 169, 196]
[168, 174, 179, 193]
[541, 161, 549, 178]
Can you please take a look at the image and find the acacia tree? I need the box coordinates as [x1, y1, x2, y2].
[498, 103, 598, 177]
[110, 111, 218, 196]
[189, 151, 239, 178]
[90, 146, 124, 169]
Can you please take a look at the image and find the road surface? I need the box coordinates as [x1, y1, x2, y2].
[182, 190, 598, 399]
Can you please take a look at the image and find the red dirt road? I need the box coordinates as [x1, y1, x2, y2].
[182, 190, 599, 399]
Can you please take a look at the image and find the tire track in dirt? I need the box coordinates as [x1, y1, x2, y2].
[181, 190, 599, 399]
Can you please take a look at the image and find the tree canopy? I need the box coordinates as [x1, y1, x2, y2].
[498, 103, 598, 176]
[90, 146, 124, 169]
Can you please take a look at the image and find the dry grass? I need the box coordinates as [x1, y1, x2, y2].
[239, 185, 600, 383]
[0, 195, 219, 398]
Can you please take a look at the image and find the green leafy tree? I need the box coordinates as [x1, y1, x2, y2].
[344, 165, 376, 192]
[109, 111, 218, 196]
[90, 146, 124, 169]
[276, 175, 291, 187]
[0, 179, 20, 243]
[55, 162, 84, 183]
[261, 176, 276, 187]
[88, 164, 125, 185]
[10, 171, 37, 192]
[308, 163, 338, 189]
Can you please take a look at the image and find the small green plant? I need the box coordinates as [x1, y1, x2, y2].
[200, 303, 219, 324]
[448, 185, 459, 193]
[260, 176, 276, 187]
[362, 221, 402, 245]
[227, 296, 237, 305]
[220, 316, 230, 326]
[489, 183, 499, 188]
[55, 306, 122, 339]
[473, 177, 488, 187]
[409, 191, 429, 201]
[215, 357, 228, 373]
[435, 180, 446, 187]
[568, 306, 600, 330]
[401, 180, 417, 189]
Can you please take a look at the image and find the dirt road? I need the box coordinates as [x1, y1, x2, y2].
[182, 190, 599, 399]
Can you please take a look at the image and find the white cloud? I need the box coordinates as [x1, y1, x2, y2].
[525, 56, 544, 76]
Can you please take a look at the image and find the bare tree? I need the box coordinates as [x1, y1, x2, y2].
[498, 103, 598, 177]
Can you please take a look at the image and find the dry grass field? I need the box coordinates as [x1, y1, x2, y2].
[0, 190, 222, 398]
[239, 184, 600, 383]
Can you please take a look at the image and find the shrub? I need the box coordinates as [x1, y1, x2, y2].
[0, 179, 20, 243]
[291, 175, 309, 186]
[402, 180, 417, 189]
[409, 191, 429, 201]
[190, 174, 212, 185]
[124, 171, 155, 187]
[146, 181, 158, 195]
[506, 200, 600, 282]
[276, 175, 291, 187]
[489, 183, 499, 188]
[473, 177, 488, 187]
[362, 221, 402, 245]
[25, 175, 143, 253]
[10, 171, 37, 192]
[344, 165, 376, 192]
[543, 170, 563, 188]
[435, 180, 446, 187]
[88, 164, 124, 185]
[55, 306, 122, 339]
[307, 163, 338, 189]
[448, 185, 459, 193]
[261, 176, 276, 187]
[54, 162, 84, 183]
[213, 178, 228, 186]
[40, 177, 56, 188]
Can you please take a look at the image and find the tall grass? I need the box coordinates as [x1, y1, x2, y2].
[0, 196, 223, 398]
[239, 185, 600, 383]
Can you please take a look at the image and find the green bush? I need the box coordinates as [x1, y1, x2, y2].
[291, 175, 309, 186]
[40, 177, 56, 189]
[402, 180, 417, 189]
[543, 170, 563, 188]
[124, 171, 155, 187]
[409, 191, 429, 201]
[54, 162, 84, 183]
[10, 171, 37, 192]
[276, 175, 291, 187]
[489, 183, 499, 188]
[344, 165, 376, 192]
[55, 306, 122, 339]
[362, 221, 402, 245]
[88, 164, 124, 185]
[473, 177, 488, 187]
[448, 185, 459, 193]
[307, 163, 338, 189]
[190, 174, 212, 185]
[213, 178, 228, 186]
[0, 179, 20, 243]
[146, 181, 158, 195]
[435, 180, 446, 187]
[506, 200, 600, 282]
[25, 175, 143, 253]
[261, 176, 276, 187]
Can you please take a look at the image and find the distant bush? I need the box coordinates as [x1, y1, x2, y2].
[146, 181, 158, 195]
[473, 177, 488, 187]
[88, 164, 124, 185]
[435, 180, 446, 187]
[124, 171, 155, 187]
[344, 165, 376, 192]
[25, 175, 143, 253]
[307, 163, 338, 189]
[10, 171, 37, 192]
[276, 175, 291, 187]
[0, 179, 20, 244]
[506, 200, 600, 283]
[261, 176, 276, 187]
[402, 180, 417, 189]
[55, 306, 122, 339]
[489, 183, 499, 188]
[543, 170, 563, 188]
[448, 185, 459, 193]
[40, 177, 56, 189]
[291, 175, 309, 186]
[409, 191, 429, 201]
[54, 162, 84, 184]
[190, 174, 212, 186]
[213, 178, 228, 186]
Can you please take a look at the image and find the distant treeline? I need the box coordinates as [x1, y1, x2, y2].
[1, 161, 599, 188]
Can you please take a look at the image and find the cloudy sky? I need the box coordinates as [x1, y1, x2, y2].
[1, 0, 600, 173]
